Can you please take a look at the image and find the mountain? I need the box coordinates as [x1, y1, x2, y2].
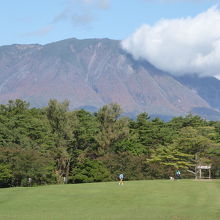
[0, 38, 219, 119]
[176, 74, 220, 109]
[175, 74, 220, 120]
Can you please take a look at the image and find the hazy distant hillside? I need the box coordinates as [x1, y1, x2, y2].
[0, 38, 219, 119]
[176, 75, 220, 110]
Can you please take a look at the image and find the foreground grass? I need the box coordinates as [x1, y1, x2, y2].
[0, 179, 220, 220]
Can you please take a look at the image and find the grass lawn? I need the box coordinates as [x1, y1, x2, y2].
[0, 179, 220, 220]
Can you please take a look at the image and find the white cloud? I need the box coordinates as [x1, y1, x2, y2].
[25, 0, 109, 38]
[52, 0, 110, 26]
[215, 75, 220, 79]
[141, 0, 220, 3]
[23, 25, 53, 37]
[121, 6, 220, 78]
[81, 0, 110, 9]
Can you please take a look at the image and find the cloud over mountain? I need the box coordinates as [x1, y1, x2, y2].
[121, 6, 220, 78]
[52, 0, 110, 26]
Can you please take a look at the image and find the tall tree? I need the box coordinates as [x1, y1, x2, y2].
[46, 99, 76, 183]
[96, 103, 129, 153]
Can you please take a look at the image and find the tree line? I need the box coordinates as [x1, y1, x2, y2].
[0, 99, 220, 187]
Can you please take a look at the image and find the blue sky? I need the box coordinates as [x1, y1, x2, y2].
[0, 0, 219, 46]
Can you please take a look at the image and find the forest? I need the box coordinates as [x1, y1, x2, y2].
[0, 99, 220, 187]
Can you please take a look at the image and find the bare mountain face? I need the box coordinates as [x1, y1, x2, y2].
[0, 38, 219, 119]
[175, 74, 220, 120]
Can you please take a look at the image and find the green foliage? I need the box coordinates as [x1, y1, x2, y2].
[1, 99, 220, 187]
[70, 159, 110, 183]
[0, 145, 55, 186]
[113, 134, 147, 156]
[100, 152, 146, 180]
[0, 164, 13, 187]
[72, 110, 99, 151]
[147, 145, 194, 178]
[96, 103, 129, 152]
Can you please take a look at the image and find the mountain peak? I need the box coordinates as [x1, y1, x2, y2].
[0, 38, 219, 119]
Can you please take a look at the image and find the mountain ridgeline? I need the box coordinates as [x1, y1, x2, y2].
[0, 38, 220, 119]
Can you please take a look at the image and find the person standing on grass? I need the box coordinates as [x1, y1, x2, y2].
[176, 170, 181, 179]
[118, 173, 124, 185]
[28, 177, 32, 187]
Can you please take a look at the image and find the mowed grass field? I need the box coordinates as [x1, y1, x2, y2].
[1, 180, 220, 220]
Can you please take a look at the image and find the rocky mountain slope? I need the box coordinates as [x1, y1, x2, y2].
[0, 38, 219, 119]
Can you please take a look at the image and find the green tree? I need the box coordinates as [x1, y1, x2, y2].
[0, 164, 13, 187]
[147, 145, 194, 178]
[70, 159, 110, 183]
[96, 103, 129, 153]
[46, 99, 74, 183]
[0, 145, 55, 186]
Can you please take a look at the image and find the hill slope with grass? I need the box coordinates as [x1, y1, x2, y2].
[1, 180, 220, 220]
